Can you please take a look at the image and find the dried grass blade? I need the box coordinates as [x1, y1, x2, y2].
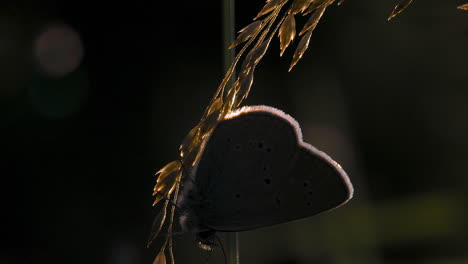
[303, 0, 329, 15]
[152, 161, 182, 205]
[153, 250, 167, 264]
[154, 161, 181, 184]
[181, 145, 200, 169]
[279, 14, 296, 56]
[222, 81, 239, 114]
[200, 108, 222, 136]
[168, 234, 175, 264]
[152, 181, 176, 206]
[206, 97, 223, 117]
[182, 109, 222, 168]
[229, 21, 263, 49]
[255, 0, 284, 19]
[458, 3, 468, 10]
[209, 1, 283, 116]
[179, 124, 201, 158]
[337, 0, 345, 6]
[147, 199, 169, 248]
[152, 177, 177, 205]
[190, 141, 207, 169]
[234, 70, 255, 108]
[291, 0, 315, 14]
[241, 38, 272, 74]
[388, 0, 414, 21]
[152, 195, 164, 207]
[289, 30, 313, 71]
[299, 5, 326, 36]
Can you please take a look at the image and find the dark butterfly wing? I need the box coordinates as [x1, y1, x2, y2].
[183, 105, 353, 232]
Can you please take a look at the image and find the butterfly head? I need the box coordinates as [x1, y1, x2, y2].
[196, 230, 217, 251]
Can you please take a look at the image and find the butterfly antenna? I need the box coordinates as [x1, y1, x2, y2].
[216, 234, 228, 264]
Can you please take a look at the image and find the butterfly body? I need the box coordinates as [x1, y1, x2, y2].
[176, 105, 353, 247]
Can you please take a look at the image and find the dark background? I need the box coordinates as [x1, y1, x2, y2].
[1, 0, 467, 264]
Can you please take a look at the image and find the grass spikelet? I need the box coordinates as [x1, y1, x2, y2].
[240, 39, 271, 73]
[234, 70, 255, 108]
[388, 0, 414, 21]
[199, 109, 222, 136]
[152, 161, 182, 205]
[289, 29, 313, 71]
[222, 81, 239, 114]
[255, 0, 286, 20]
[299, 5, 326, 35]
[206, 97, 224, 117]
[179, 124, 201, 158]
[290, 0, 315, 14]
[182, 104, 224, 168]
[303, 0, 330, 15]
[181, 141, 202, 168]
[230, 21, 263, 49]
[279, 14, 296, 56]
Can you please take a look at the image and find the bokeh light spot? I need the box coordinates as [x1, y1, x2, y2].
[34, 23, 84, 78]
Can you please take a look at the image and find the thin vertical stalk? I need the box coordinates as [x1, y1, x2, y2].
[222, 0, 239, 264]
[223, 0, 236, 92]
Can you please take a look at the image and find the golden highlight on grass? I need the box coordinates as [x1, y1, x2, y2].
[388, 0, 414, 21]
[458, 3, 468, 10]
[388, 0, 467, 20]
[153, 250, 166, 264]
[279, 14, 296, 56]
[152, 161, 181, 206]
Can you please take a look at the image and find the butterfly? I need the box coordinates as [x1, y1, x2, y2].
[148, 105, 353, 263]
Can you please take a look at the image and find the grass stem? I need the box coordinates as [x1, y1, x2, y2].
[222, 0, 239, 263]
